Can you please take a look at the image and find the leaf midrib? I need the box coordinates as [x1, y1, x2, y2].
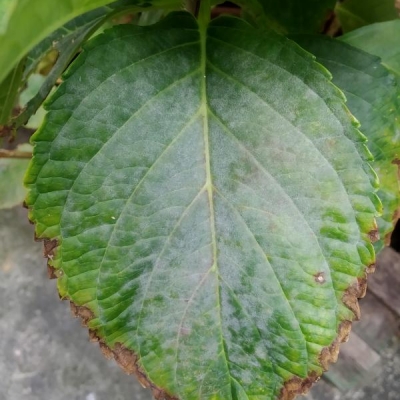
[199, 16, 235, 400]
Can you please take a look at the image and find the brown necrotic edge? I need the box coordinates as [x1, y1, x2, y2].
[24, 204, 178, 400]
[29, 204, 376, 400]
[69, 303, 178, 400]
[278, 263, 373, 400]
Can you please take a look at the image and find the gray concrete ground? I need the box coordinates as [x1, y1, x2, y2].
[302, 337, 400, 400]
[1, 206, 399, 400]
[0, 207, 152, 400]
[343, 340, 400, 400]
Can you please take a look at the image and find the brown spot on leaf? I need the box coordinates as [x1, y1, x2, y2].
[314, 272, 325, 284]
[179, 327, 191, 336]
[43, 239, 57, 258]
[368, 229, 379, 243]
[368, 225, 379, 243]
[366, 263, 376, 274]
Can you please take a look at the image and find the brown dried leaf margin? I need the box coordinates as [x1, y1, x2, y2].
[32, 235, 177, 399]
[30, 208, 378, 400]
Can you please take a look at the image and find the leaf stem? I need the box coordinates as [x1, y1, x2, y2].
[198, 0, 211, 27]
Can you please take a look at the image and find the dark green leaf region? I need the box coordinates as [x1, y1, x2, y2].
[25, 13, 379, 400]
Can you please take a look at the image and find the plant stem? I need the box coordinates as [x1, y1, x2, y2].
[0, 149, 32, 159]
[198, 0, 211, 26]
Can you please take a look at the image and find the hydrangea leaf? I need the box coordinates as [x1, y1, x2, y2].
[25, 13, 379, 400]
[293, 34, 399, 251]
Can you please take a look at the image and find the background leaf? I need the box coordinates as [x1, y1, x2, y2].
[19, 74, 47, 130]
[26, 13, 378, 400]
[0, 0, 182, 84]
[0, 144, 31, 210]
[23, 0, 139, 79]
[0, 0, 18, 34]
[341, 20, 400, 247]
[293, 34, 400, 251]
[232, 0, 336, 33]
[336, 0, 399, 33]
[341, 20, 400, 78]
[0, 58, 24, 125]
[14, 5, 117, 130]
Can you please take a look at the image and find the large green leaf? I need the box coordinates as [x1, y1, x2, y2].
[336, 0, 399, 33]
[25, 13, 379, 400]
[293, 35, 400, 251]
[232, 0, 336, 33]
[0, 0, 182, 84]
